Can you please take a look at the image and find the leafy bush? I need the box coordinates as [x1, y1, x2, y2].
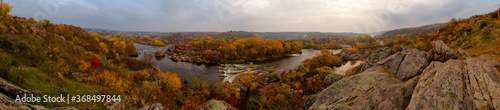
[259, 83, 302, 109]
[124, 58, 146, 71]
[302, 49, 342, 70]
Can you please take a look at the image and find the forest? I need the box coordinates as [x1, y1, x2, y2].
[167, 36, 302, 63]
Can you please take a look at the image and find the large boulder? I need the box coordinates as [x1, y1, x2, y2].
[307, 66, 417, 110]
[372, 47, 429, 81]
[395, 48, 429, 81]
[430, 40, 457, 62]
[407, 58, 500, 110]
[199, 100, 236, 110]
[322, 74, 345, 86]
[359, 47, 393, 72]
[406, 60, 474, 110]
[375, 52, 406, 75]
[463, 58, 500, 109]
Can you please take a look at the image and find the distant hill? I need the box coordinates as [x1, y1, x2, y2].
[85, 28, 366, 40]
[379, 23, 447, 38]
[253, 32, 366, 40]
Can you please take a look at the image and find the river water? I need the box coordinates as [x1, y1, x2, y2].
[134, 43, 361, 84]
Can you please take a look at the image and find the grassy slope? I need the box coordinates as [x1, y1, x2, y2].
[0, 16, 118, 109]
[459, 13, 500, 72]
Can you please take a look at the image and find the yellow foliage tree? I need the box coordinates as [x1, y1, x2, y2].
[0, 3, 12, 17]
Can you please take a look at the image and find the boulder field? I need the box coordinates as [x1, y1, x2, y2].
[307, 40, 500, 110]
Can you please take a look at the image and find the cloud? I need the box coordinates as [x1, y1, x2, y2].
[5, 0, 500, 32]
[57, 0, 98, 10]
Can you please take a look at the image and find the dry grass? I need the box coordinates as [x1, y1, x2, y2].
[465, 24, 500, 62]
[465, 34, 500, 73]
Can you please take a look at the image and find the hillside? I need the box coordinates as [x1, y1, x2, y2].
[435, 9, 500, 64]
[380, 23, 447, 38]
[0, 3, 182, 109]
[253, 32, 366, 40]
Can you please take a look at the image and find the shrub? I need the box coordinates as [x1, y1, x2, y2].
[141, 53, 155, 68]
[124, 58, 146, 71]
[0, 52, 15, 77]
[302, 49, 342, 70]
[259, 83, 301, 109]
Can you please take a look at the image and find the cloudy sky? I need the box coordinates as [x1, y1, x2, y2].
[6, 0, 499, 33]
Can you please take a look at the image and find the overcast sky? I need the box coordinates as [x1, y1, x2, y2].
[6, 0, 499, 33]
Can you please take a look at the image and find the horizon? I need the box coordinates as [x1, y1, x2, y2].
[6, 0, 499, 33]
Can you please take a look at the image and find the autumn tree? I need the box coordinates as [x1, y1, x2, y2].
[142, 53, 156, 68]
[302, 49, 342, 70]
[54, 25, 74, 40]
[259, 83, 301, 109]
[305, 66, 334, 94]
[0, 2, 11, 17]
[233, 69, 258, 108]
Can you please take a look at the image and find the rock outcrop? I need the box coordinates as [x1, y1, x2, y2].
[339, 52, 363, 61]
[138, 103, 163, 110]
[470, 16, 485, 31]
[322, 74, 344, 86]
[71, 72, 94, 83]
[359, 47, 394, 72]
[368, 45, 429, 81]
[307, 66, 418, 110]
[0, 77, 31, 95]
[430, 40, 457, 62]
[0, 93, 41, 110]
[406, 60, 473, 110]
[154, 50, 166, 57]
[303, 94, 318, 110]
[407, 58, 500, 110]
[394, 47, 429, 81]
[456, 48, 471, 58]
[199, 100, 236, 110]
[464, 58, 500, 109]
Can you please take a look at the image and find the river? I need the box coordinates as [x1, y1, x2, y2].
[134, 43, 362, 84]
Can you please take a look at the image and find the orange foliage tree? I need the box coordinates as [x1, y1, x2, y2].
[302, 49, 342, 70]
